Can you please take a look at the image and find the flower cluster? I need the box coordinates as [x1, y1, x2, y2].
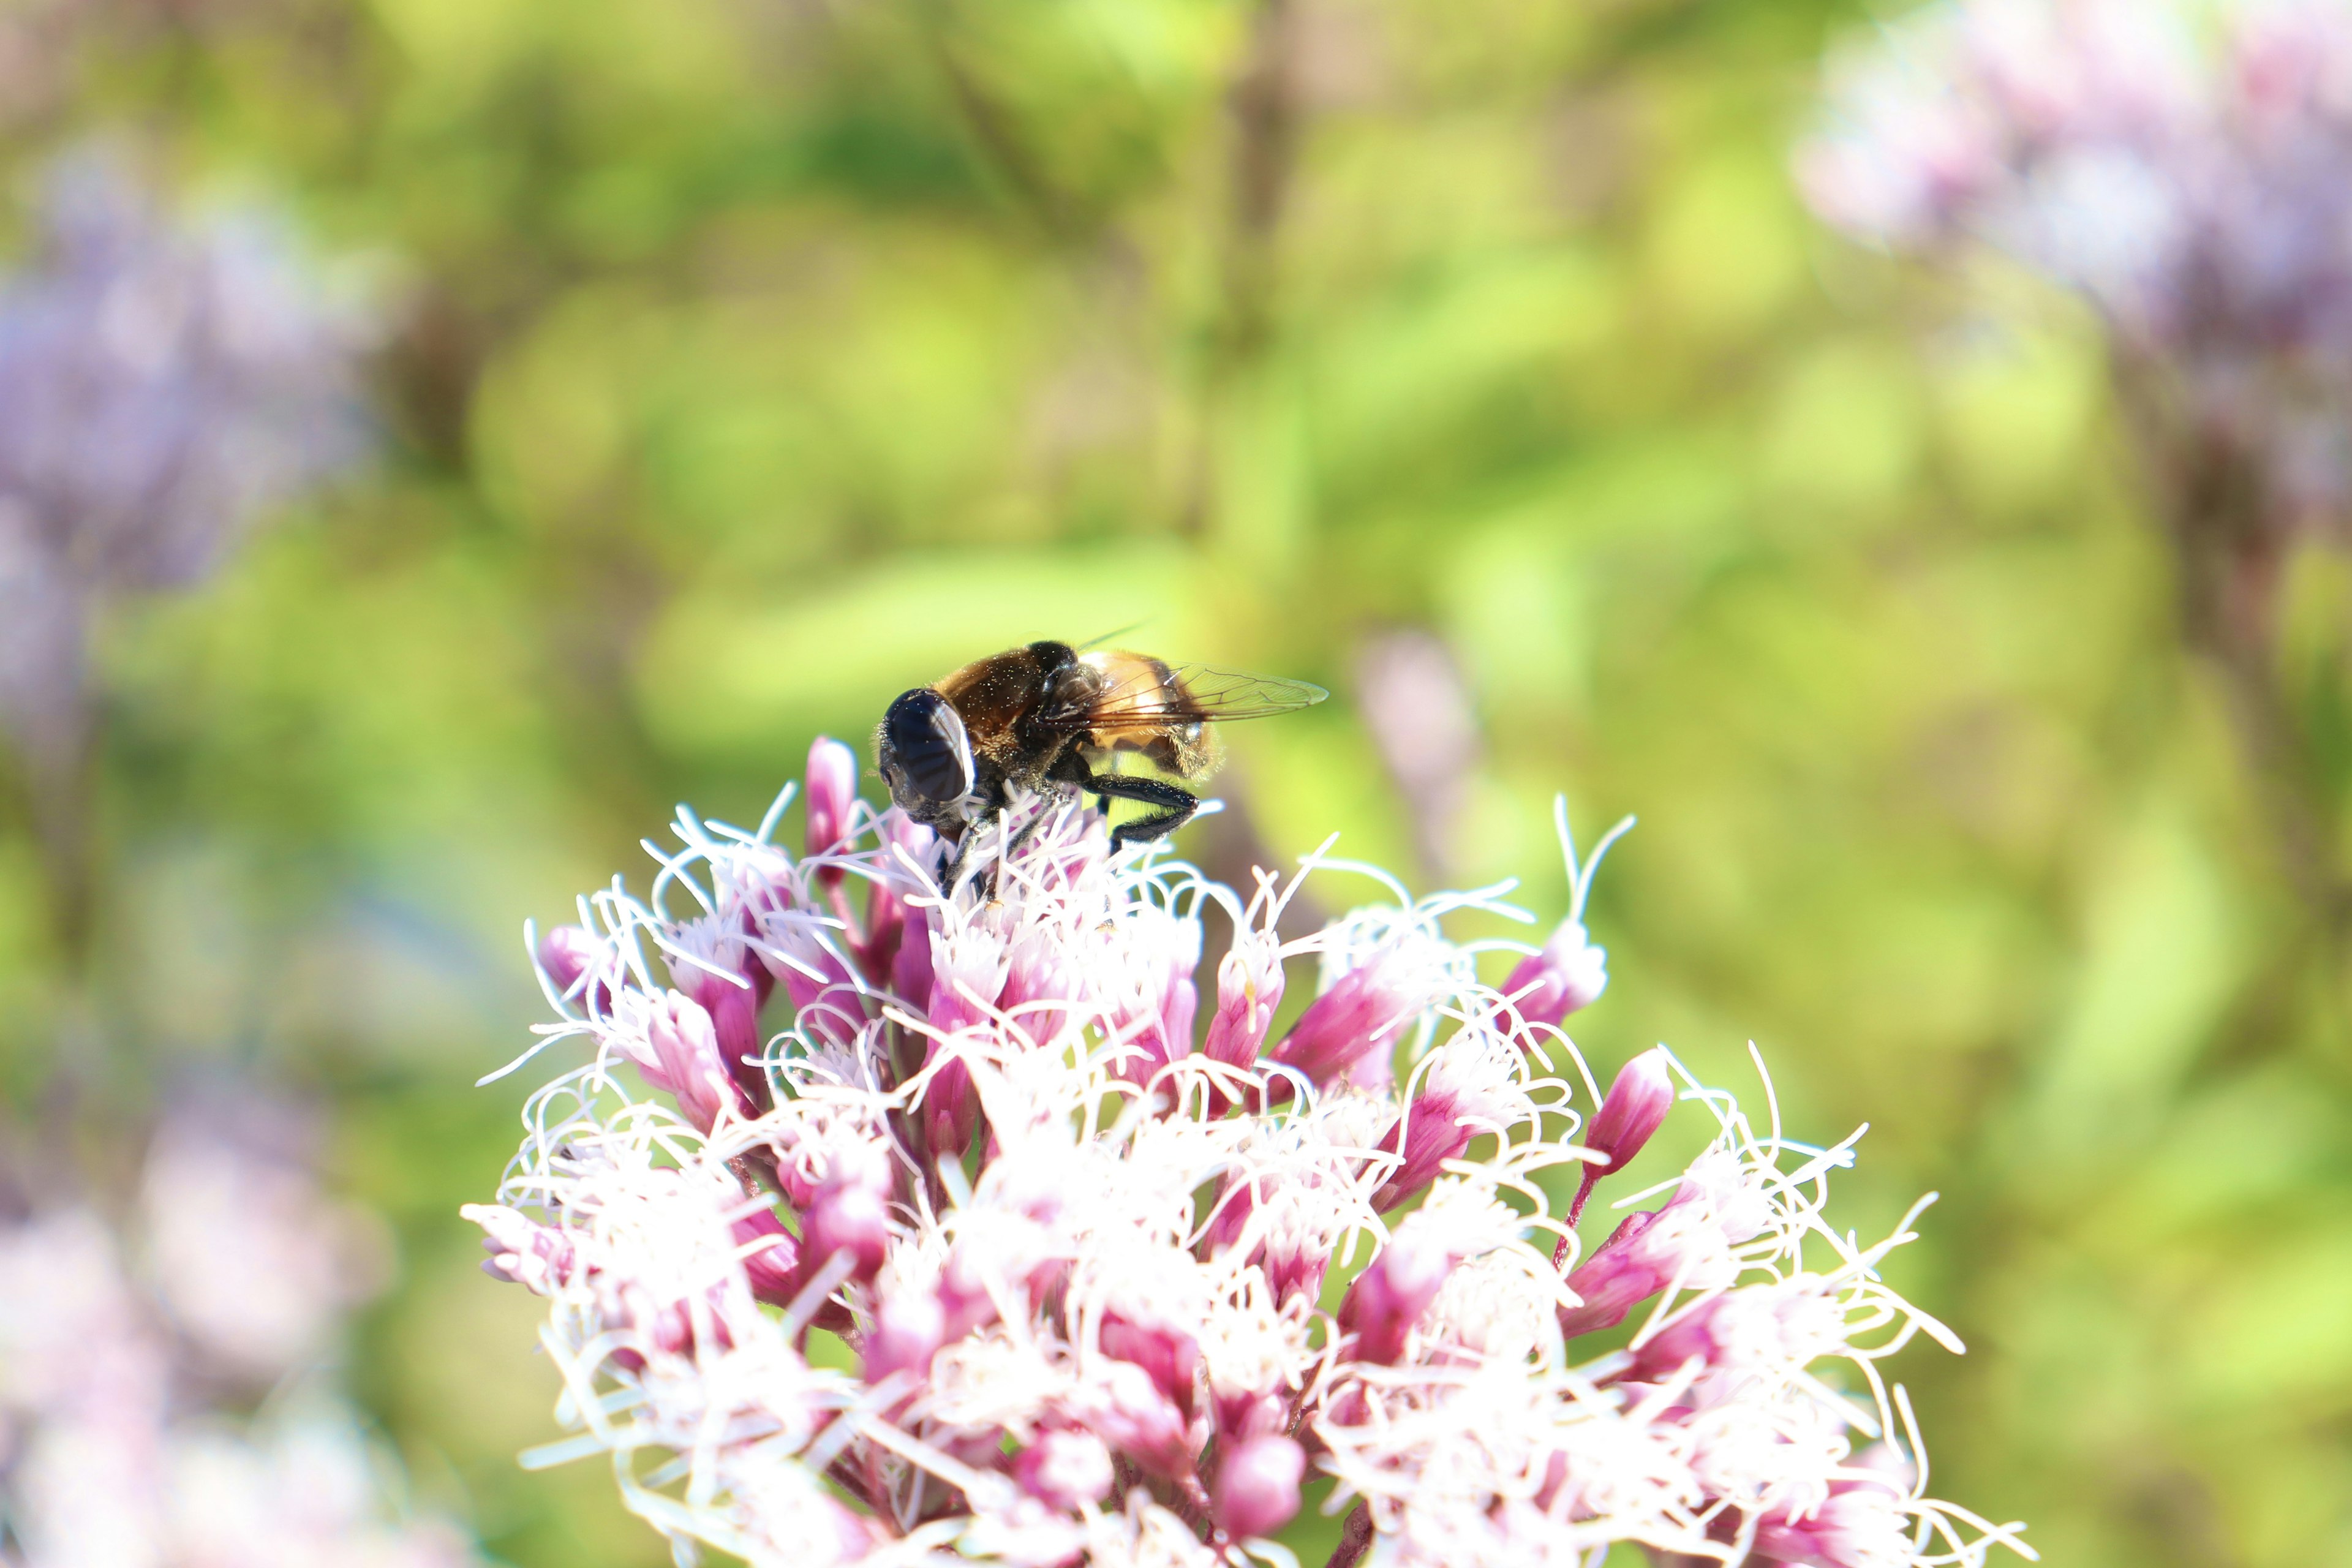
[468, 744, 2032, 1567]
[0, 1098, 476, 1568]
[1799, 0, 2352, 529]
[0, 142, 369, 764]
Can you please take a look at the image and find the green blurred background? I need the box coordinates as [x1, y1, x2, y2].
[4, 0, 2347, 1563]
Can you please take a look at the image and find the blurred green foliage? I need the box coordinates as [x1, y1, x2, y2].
[6, 0, 2352, 1563]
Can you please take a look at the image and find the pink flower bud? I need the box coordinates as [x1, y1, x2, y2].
[766, 940, 864, 1057]
[733, 1207, 800, 1307]
[466, 1204, 578, 1294]
[1339, 1229, 1454, 1365]
[1110, 978, 1199, 1096]
[1214, 1389, 1287, 1445]
[1202, 936, 1285, 1072]
[936, 1240, 1005, 1339]
[1504, 918, 1607, 1033]
[668, 916, 775, 1113]
[862, 1288, 946, 1384]
[999, 937, 1086, 1043]
[1560, 1145, 1765, 1333]
[1097, 913, 1200, 1092]
[1202, 1178, 1325, 1306]
[1556, 1210, 1672, 1340]
[1269, 960, 1419, 1093]
[892, 902, 936, 1013]
[1568, 1047, 1675, 1225]
[1264, 1245, 1325, 1310]
[1214, 1435, 1305, 1540]
[858, 813, 938, 992]
[804, 735, 860, 884]
[643, 991, 755, 1133]
[1201, 1176, 1254, 1258]
[919, 1051, 979, 1163]
[1509, 803, 1630, 1043]
[1084, 1359, 1197, 1481]
[1621, 1292, 1724, 1385]
[1109, 1018, 1177, 1093]
[1751, 1470, 1910, 1567]
[645, 1300, 701, 1358]
[1100, 1311, 1200, 1422]
[1370, 1087, 1470, 1212]
[1158, 968, 1199, 1072]
[537, 924, 608, 1013]
[1015, 1428, 1115, 1510]
[1587, 1049, 1673, 1172]
[854, 897, 903, 992]
[800, 1175, 891, 1285]
[710, 986, 768, 1107]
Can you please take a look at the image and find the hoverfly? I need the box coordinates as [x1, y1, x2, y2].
[876, 641, 1325, 882]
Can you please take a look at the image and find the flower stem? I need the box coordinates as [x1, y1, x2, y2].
[1322, 1503, 1374, 1568]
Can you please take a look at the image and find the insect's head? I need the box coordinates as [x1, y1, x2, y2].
[876, 688, 975, 824]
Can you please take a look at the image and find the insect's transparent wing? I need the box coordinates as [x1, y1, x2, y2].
[1064, 662, 1329, 733]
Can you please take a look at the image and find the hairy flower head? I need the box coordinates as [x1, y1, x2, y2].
[469, 756, 2032, 1568]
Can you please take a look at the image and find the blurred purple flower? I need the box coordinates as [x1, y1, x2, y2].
[1800, 0, 2352, 911]
[1800, 0, 2352, 532]
[140, 1096, 390, 1381]
[1354, 629, 1480, 880]
[0, 1093, 477, 1567]
[0, 142, 371, 764]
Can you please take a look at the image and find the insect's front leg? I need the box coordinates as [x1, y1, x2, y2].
[938, 774, 1013, 897]
[937, 831, 976, 898]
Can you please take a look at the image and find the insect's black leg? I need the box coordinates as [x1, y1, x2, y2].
[1090, 753, 1115, 820]
[1003, 791, 1068, 862]
[938, 832, 975, 897]
[944, 810, 1017, 900]
[984, 811, 1010, 899]
[1058, 755, 1199, 851]
[937, 777, 1012, 897]
[1104, 777, 1198, 849]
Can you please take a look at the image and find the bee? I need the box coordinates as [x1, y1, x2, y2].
[877, 641, 1325, 880]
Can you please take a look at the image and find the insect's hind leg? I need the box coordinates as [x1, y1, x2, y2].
[1102, 775, 1199, 850]
[1057, 757, 1198, 851]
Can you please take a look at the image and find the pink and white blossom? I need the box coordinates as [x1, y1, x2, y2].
[0, 1108, 476, 1568]
[469, 762, 2031, 1567]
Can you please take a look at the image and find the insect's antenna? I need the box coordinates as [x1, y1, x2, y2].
[1077, 619, 1152, 651]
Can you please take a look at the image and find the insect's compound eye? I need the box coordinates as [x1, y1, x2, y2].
[880, 689, 974, 809]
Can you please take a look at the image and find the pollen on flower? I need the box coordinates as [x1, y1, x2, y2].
[467, 769, 2034, 1568]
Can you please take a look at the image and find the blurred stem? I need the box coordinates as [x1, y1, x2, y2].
[1221, 0, 1296, 363]
[1180, 0, 1298, 537]
[1564, 0, 1730, 85]
[24, 704, 98, 986]
[6, 684, 103, 1140]
[2120, 369, 2351, 932]
[911, 0, 1084, 244]
[1322, 1503, 1373, 1568]
[536, 512, 674, 858]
